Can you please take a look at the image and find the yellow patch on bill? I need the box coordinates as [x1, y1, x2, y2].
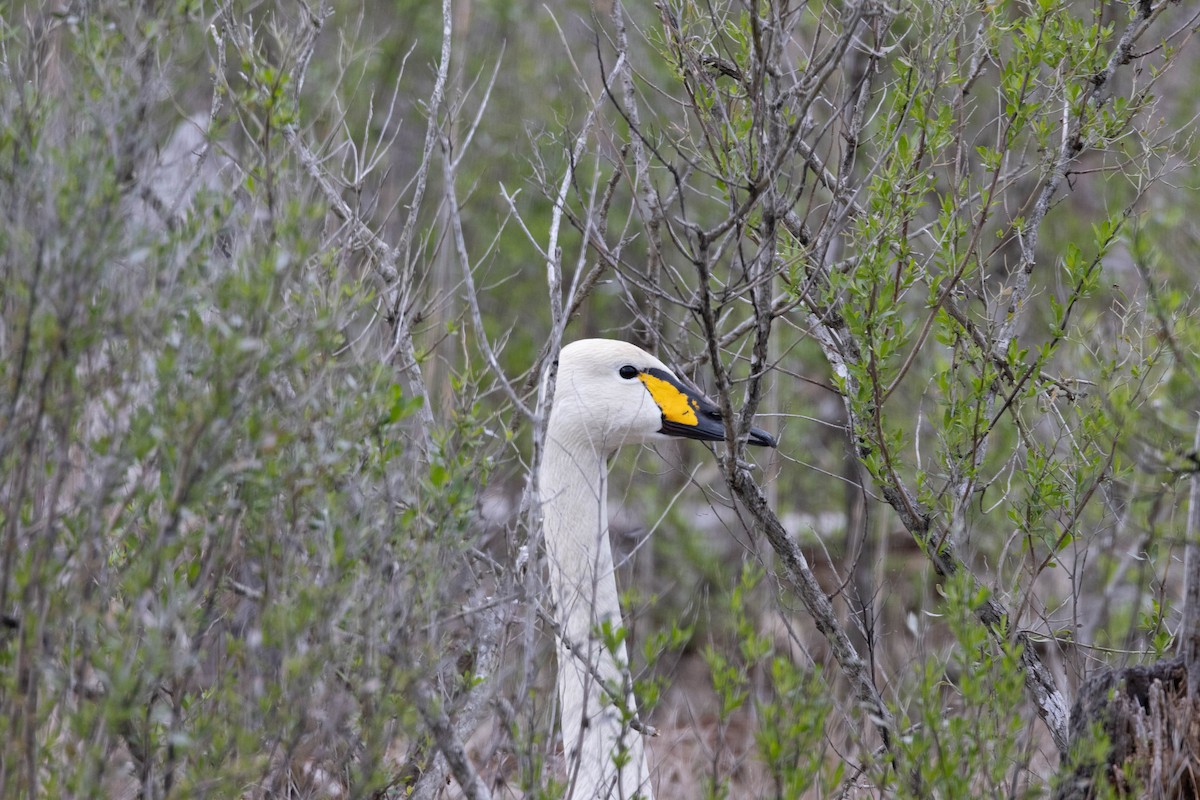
[639, 373, 699, 426]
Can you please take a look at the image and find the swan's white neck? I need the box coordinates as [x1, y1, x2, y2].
[540, 434, 653, 799]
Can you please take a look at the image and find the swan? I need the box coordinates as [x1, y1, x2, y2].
[538, 339, 775, 799]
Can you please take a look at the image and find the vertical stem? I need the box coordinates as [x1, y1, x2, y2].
[1180, 416, 1200, 697]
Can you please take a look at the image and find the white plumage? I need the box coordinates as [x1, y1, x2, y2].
[538, 339, 774, 799]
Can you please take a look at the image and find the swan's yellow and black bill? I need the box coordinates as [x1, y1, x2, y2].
[639, 368, 776, 447]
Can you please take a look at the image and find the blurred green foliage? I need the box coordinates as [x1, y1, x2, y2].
[2, 0, 1200, 796]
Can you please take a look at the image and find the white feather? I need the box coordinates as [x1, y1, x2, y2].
[539, 339, 671, 800]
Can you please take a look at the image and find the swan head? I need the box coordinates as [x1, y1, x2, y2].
[546, 339, 776, 456]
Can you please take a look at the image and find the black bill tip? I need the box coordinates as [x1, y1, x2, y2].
[747, 425, 777, 448]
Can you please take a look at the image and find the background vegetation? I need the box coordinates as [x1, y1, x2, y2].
[3, 0, 1200, 797]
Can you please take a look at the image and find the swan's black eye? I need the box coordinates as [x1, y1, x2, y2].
[618, 365, 639, 380]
